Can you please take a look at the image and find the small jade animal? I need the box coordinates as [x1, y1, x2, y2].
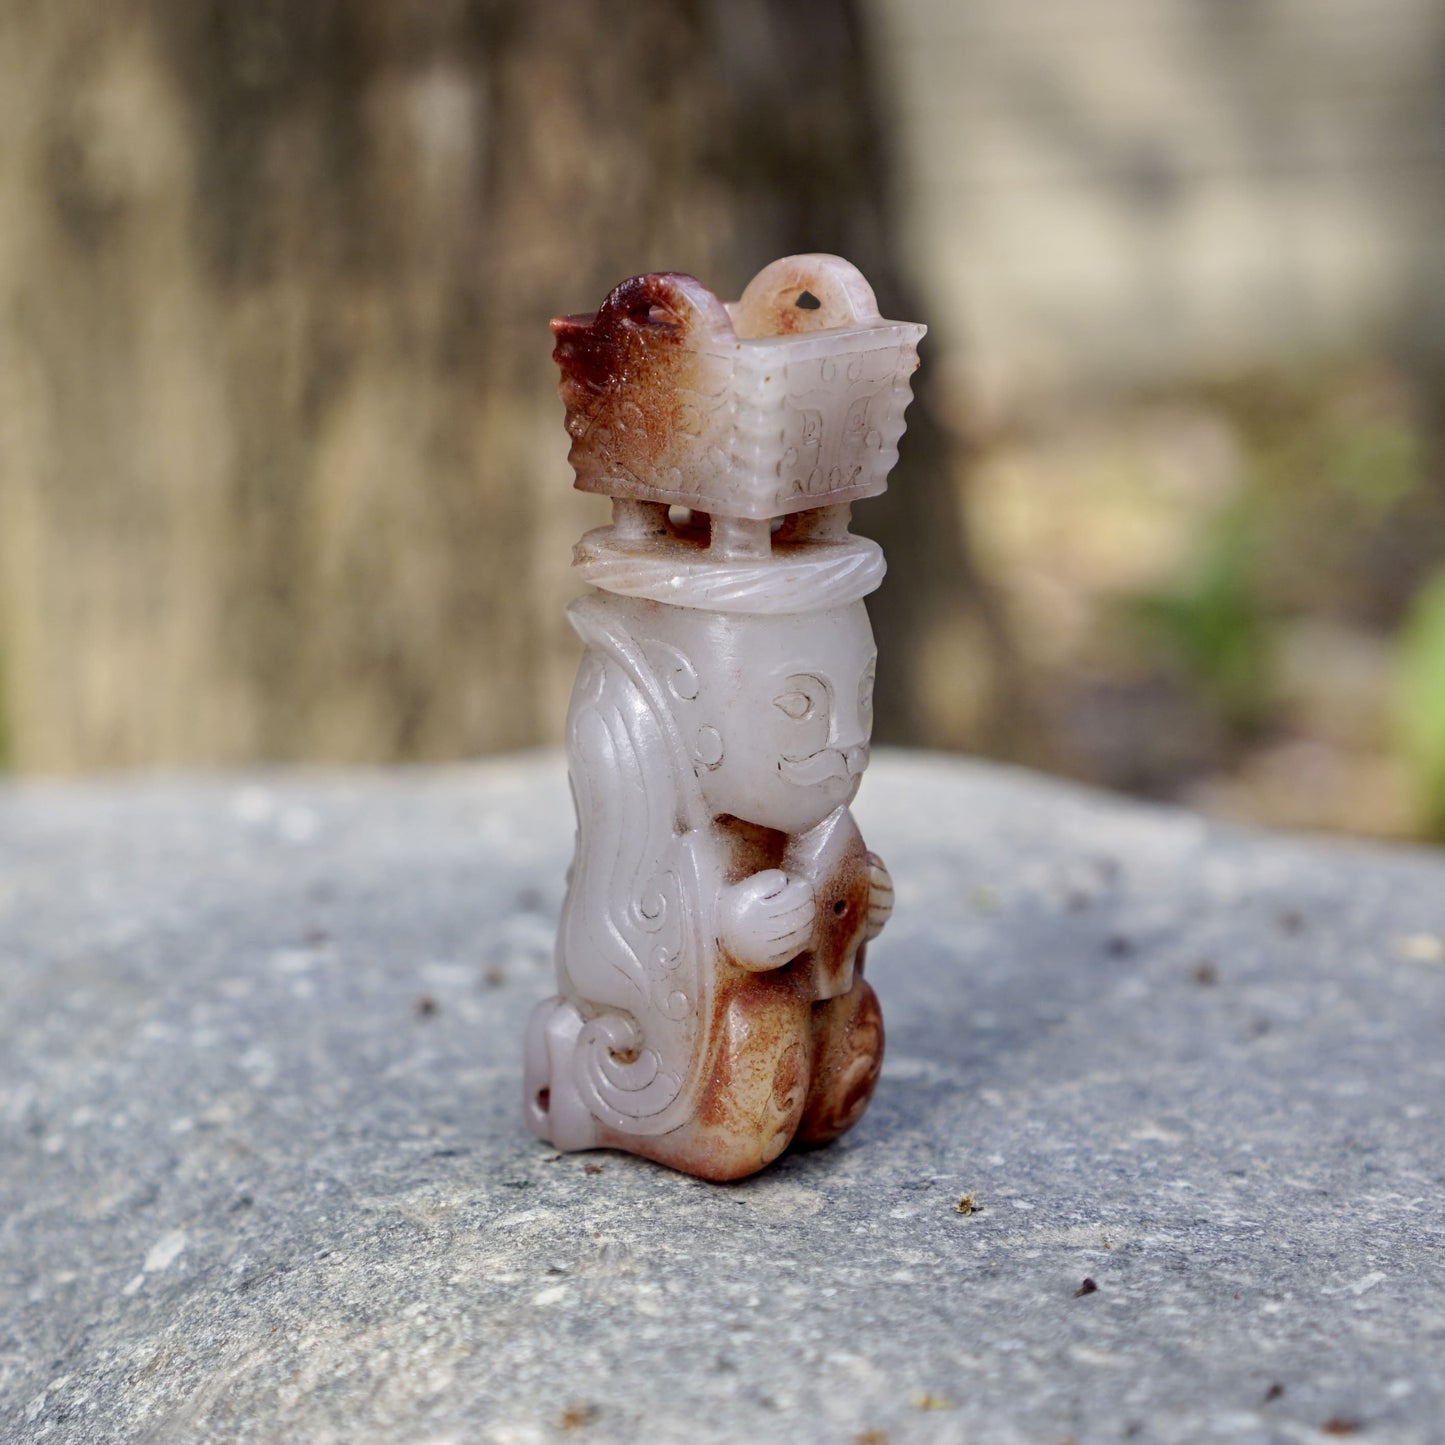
[524, 254, 924, 1180]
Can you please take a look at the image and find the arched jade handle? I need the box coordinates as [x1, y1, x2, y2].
[731, 253, 881, 339]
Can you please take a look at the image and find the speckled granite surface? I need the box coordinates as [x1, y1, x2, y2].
[2, 753, 1443, 1443]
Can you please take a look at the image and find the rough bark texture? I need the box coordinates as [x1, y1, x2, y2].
[0, 0, 995, 771]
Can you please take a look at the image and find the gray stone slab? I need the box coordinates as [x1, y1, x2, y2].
[1, 753, 1443, 1444]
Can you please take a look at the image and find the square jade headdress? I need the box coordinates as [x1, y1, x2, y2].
[551, 254, 925, 614]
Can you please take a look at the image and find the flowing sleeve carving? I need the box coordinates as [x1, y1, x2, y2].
[556, 598, 715, 1136]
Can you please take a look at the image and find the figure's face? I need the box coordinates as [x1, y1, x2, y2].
[685, 604, 877, 835]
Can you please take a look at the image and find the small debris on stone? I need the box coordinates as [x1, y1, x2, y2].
[968, 884, 999, 914]
[1395, 934, 1444, 962]
[1105, 934, 1135, 958]
[854, 1432, 889, 1444]
[1264, 1382, 1284, 1403]
[482, 967, 507, 989]
[953, 1191, 980, 1215]
[413, 994, 439, 1019]
[1074, 1277, 1098, 1297]
[559, 1402, 598, 1429]
[583, 1164, 606, 1176]
[1276, 907, 1305, 937]
[1320, 1417, 1361, 1436]
[1192, 960, 1218, 986]
[911, 1392, 957, 1411]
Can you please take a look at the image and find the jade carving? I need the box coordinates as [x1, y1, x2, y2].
[524, 254, 924, 1180]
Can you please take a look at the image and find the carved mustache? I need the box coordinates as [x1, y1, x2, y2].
[779, 744, 870, 786]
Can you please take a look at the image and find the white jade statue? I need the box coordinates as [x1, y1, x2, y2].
[524, 254, 924, 1180]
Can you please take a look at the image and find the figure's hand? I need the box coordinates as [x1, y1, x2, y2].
[721, 869, 816, 971]
[864, 852, 893, 942]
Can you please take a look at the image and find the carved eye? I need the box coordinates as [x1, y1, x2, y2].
[775, 673, 830, 727]
[628, 300, 678, 327]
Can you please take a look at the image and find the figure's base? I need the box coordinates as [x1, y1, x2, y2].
[524, 975, 884, 1182]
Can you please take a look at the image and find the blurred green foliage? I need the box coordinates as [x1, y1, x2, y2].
[1188, 371, 1429, 624]
[1108, 366, 1442, 835]
[1322, 415, 1423, 517]
[1131, 504, 1276, 738]
[1398, 570, 1445, 837]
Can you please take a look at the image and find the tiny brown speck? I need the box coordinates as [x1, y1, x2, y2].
[1263, 1382, 1284, 1403]
[559, 1403, 598, 1429]
[1192, 960, 1218, 986]
[854, 1432, 889, 1445]
[954, 1191, 980, 1215]
[583, 1163, 605, 1175]
[483, 967, 506, 989]
[1276, 907, 1305, 936]
[413, 994, 438, 1018]
[1320, 1417, 1360, 1436]
[1073, 1277, 1098, 1297]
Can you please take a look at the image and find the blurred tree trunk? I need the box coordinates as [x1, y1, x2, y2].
[0, 0, 1006, 772]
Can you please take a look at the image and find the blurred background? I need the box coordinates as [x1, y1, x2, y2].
[2, 0, 1444, 842]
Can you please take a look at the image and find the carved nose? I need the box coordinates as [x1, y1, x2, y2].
[844, 744, 870, 777]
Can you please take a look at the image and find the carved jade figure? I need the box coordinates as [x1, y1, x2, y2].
[524, 254, 925, 1180]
